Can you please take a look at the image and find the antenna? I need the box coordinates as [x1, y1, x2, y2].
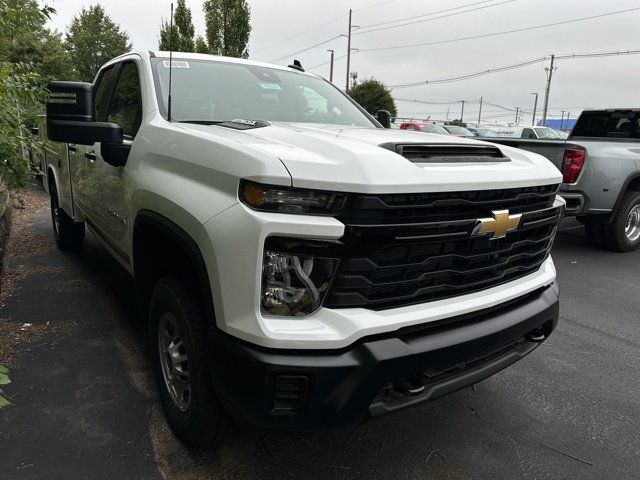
[167, 2, 174, 122]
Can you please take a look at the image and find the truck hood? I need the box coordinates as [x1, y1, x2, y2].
[179, 122, 562, 193]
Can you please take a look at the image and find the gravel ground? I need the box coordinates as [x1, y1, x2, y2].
[0, 186, 639, 480]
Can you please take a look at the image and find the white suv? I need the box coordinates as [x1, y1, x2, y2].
[42, 51, 563, 447]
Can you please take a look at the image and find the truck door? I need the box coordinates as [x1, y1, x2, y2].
[76, 64, 119, 220]
[85, 60, 142, 256]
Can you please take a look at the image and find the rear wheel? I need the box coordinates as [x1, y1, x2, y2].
[50, 185, 84, 251]
[149, 276, 227, 448]
[602, 192, 640, 252]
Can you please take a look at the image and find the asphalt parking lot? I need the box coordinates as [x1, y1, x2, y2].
[1, 186, 639, 480]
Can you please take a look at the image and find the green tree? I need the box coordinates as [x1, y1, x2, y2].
[158, 0, 196, 52]
[0, 0, 74, 80]
[65, 5, 131, 82]
[446, 119, 467, 127]
[195, 35, 209, 54]
[203, 0, 251, 58]
[347, 78, 397, 117]
[0, 0, 52, 187]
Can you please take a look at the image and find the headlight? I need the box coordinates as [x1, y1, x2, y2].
[262, 250, 337, 316]
[240, 180, 346, 215]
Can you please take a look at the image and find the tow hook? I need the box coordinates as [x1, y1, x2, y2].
[395, 376, 426, 396]
[525, 329, 546, 343]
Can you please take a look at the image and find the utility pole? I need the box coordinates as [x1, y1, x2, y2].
[542, 54, 556, 126]
[560, 110, 565, 130]
[531, 92, 539, 126]
[478, 96, 483, 125]
[446, 108, 450, 122]
[326, 49, 334, 83]
[460, 100, 465, 123]
[345, 9, 352, 91]
[515, 107, 520, 125]
[566, 112, 571, 131]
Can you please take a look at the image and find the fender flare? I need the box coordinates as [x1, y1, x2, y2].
[610, 172, 640, 218]
[132, 210, 215, 323]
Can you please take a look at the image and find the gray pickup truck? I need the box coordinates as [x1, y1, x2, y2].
[487, 109, 640, 252]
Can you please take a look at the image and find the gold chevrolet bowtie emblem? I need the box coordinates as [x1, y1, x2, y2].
[474, 209, 523, 239]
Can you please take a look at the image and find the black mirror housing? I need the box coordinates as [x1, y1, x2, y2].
[101, 142, 131, 167]
[376, 110, 392, 129]
[46, 81, 124, 145]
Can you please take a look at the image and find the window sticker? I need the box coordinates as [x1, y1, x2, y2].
[162, 60, 190, 68]
[258, 82, 282, 90]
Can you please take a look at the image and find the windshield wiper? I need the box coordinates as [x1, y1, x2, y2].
[177, 120, 227, 125]
[177, 119, 271, 130]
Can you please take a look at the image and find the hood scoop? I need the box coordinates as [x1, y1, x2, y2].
[380, 143, 510, 164]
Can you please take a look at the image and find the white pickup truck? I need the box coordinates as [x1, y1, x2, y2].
[41, 51, 563, 447]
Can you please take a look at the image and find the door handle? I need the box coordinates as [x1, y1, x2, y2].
[85, 152, 97, 163]
[68, 145, 77, 152]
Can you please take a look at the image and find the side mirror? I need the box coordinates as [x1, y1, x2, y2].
[101, 142, 131, 167]
[376, 110, 392, 129]
[46, 81, 123, 145]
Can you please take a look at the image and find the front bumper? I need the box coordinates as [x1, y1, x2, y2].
[208, 283, 559, 430]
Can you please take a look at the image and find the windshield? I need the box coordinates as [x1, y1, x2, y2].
[534, 127, 562, 139]
[445, 126, 474, 136]
[423, 124, 450, 135]
[476, 128, 498, 137]
[151, 58, 375, 127]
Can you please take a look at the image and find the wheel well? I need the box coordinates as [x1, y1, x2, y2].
[627, 176, 640, 192]
[132, 215, 214, 323]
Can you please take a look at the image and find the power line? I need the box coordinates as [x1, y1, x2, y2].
[357, 0, 495, 29]
[253, 15, 344, 54]
[255, 0, 399, 57]
[308, 54, 348, 71]
[388, 48, 640, 88]
[354, 0, 517, 35]
[268, 35, 342, 63]
[359, 7, 640, 53]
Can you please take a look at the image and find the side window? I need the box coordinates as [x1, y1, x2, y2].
[94, 66, 118, 122]
[521, 128, 533, 138]
[107, 62, 143, 138]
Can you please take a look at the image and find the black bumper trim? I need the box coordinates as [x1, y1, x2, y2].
[208, 283, 559, 430]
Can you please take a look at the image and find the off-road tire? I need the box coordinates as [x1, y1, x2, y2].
[602, 191, 640, 252]
[149, 275, 228, 448]
[50, 185, 85, 251]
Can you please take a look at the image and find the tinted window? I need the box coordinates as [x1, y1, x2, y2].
[107, 62, 143, 138]
[151, 58, 375, 127]
[521, 128, 534, 138]
[572, 111, 640, 138]
[94, 65, 118, 122]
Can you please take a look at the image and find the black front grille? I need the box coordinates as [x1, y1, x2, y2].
[322, 184, 561, 311]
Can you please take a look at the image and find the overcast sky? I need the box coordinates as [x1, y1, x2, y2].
[47, 0, 640, 124]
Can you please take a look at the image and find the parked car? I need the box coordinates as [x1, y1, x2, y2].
[489, 109, 640, 251]
[41, 51, 563, 447]
[442, 125, 475, 137]
[492, 126, 564, 140]
[467, 127, 500, 137]
[399, 121, 450, 135]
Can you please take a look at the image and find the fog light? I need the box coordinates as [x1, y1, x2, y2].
[262, 251, 337, 316]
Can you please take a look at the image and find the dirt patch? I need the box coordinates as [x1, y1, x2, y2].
[0, 317, 73, 367]
[0, 185, 64, 365]
[7, 186, 49, 242]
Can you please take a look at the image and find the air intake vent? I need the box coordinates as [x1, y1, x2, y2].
[381, 143, 510, 163]
[273, 375, 309, 413]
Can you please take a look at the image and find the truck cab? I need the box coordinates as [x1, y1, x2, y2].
[41, 51, 563, 448]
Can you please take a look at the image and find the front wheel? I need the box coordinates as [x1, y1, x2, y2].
[602, 191, 640, 252]
[50, 185, 84, 251]
[149, 276, 227, 448]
